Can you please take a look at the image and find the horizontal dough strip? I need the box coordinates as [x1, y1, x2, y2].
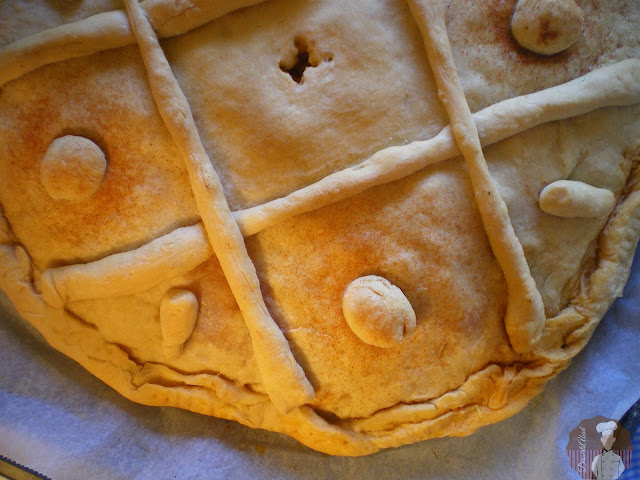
[236, 59, 640, 237]
[0, 0, 265, 87]
[38, 60, 640, 307]
[41, 224, 212, 308]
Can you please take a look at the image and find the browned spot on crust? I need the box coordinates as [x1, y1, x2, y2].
[537, 18, 559, 45]
[0, 46, 198, 269]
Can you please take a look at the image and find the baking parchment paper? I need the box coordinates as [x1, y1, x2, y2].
[1, 249, 639, 480]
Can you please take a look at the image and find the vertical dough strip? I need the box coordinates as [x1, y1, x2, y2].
[122, 0, 314, 414]
[407, 0, 546, 353]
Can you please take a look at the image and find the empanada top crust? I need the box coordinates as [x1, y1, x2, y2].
[0, 0, 639, 455]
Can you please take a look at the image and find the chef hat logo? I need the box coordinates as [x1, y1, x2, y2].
[565, 416, 634, 479]
[596, 421, 618, 438]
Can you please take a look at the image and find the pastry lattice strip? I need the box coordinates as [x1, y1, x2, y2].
[235, 59, 640, 237]
[121, 0, 314, 414]
[407, 0, 545, 353]
[0, 0, 267, 88]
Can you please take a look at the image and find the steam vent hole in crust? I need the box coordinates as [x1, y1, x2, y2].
[279, 36, 333, 83]
[342, 275, 416, 348]
[40, 135, 107, 202]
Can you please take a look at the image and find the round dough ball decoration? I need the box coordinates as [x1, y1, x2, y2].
[511, 0, 585, 55]
[40, 135, 107, 201]
[538, 179, 615, 218]
[342, 275, 416, 348]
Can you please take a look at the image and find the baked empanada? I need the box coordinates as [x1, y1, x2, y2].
[1, 0, 639, 456]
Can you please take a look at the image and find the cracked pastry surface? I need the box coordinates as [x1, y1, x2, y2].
[0, 0, 639, 456]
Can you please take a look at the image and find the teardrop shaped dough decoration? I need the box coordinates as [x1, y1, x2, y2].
[342, 275, 416, 348]
[511, 0, 585, 55]
[160, 289, 199, 360]
[539, 180, 615, 218]
[40, 135, 107, 202]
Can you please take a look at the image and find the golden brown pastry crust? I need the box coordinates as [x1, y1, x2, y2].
[0, 0, 639, 456]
